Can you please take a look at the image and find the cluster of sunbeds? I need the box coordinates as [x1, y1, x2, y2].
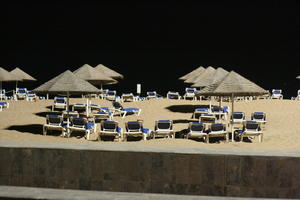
[0, 88, 44, 101]
[191, 106, 267, 143]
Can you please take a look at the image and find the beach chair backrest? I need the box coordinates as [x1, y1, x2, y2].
[232, 112, 244, 120]
[17, 88, 27, 94]
[245, 121, 260, 130]
[186, 88, 195, 93]
[147, 91, 157, 96]
[47, 115, 62, 126]
[54, 97, 66, 104]
[272, 89, 282, 95]
[211, 106, 222, 113]
[211, 123, 225, 132]
[126, 121, 142, 132]
[252, 112, 265, 120]
[157, 120, 172, 130]
[190, 122, 204, 132]
[71, 117, 87, 128]
[102, 120, 118, 132]
[107, 90, 116, 96]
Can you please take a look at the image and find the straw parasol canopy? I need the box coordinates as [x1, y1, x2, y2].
[10, 67, 36, 81]
[185, 66, 215, 85]
[94, 64, 124, 79]
[73, 64, 117, 86]
[197, 70, 268, 97]
[179, 66, 205, 81]
[296, 75, 300, 79]
[33, 70, 100, 94]
[192, 67, 229, 88]
[0, 67, 19, 82]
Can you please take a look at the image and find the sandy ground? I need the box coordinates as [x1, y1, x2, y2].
[1, 98, 300, 151]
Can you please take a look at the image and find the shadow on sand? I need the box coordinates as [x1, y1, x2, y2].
[165, 104, 210, 113]
[35, 111, 61, 118]
[6, 124, 44, 135]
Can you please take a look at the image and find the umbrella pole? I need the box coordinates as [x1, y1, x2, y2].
[231, 93, 234, 142]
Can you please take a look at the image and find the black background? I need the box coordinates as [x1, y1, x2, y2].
[1, 1, 300, 97]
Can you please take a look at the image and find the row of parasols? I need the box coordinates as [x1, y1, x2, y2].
[0, 64, 123, 93]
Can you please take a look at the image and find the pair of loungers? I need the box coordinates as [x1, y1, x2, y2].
[0, 102, 9, 111]
[43, 115, 96, 140]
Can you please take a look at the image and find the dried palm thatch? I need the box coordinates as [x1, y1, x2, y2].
[192, 67, 228, 87]
[94, 64, 124, 79]
[10, 67, 36, 81]
[185, 66, 215, 84]
[73, 64, 117, 85]
[197, 70, 268, 96]
[179, 66, 205, 81]
[33, 70, 100, 94]
[0, 67, 19, 82]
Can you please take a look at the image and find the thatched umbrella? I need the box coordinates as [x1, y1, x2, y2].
[94, 64, 124, 79]
[179, 66, 205, 81]
[192, 67, 228, 88]
[73, 64, 117, 86]
[33, 70, 100, 124]
[197, 70, 268, 141]
[184, 66, 215, 85]
[0, 67, 20, 100]
[296, 75, 300, 79]
[10, 67, 37, 91]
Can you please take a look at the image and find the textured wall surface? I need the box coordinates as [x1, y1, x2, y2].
[0, 142, 299, 198]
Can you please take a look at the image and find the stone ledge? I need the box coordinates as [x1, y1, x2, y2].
[0, 186, 280, 200]
[0, 141, 299, 157]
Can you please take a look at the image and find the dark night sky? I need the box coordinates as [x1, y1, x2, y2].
[0, 1, 300, 97]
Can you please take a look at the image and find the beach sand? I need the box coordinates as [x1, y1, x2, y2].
[1, 98, 300, 151]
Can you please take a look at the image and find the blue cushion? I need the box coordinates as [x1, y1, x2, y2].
[85, 122, 95, 130]
[254, 112, 264, 114]
[0, 102, 8, 105]
[192, 122, 203, 125]
[123, 108, 139, 112]
[117, 127, 122, 134]
[101, 107, 109, 111]
[142, 128, 150, 134]
[195, 108, 208, 112]
[158, 120, 170, 122]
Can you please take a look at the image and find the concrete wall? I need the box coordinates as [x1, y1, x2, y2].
[0, 142, 299, 198]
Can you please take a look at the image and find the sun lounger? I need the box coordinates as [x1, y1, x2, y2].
[26, 90, 37, 101]
[93, 107, 114, 121]
[200, 113, 216, 124]
[251, 112, 267, 124]
[271, 89, 283, 100]
[0, 89, 7, 100]
[231, 112, 245, 124]
[43, 114, 66, 136]
[185, 122, 207, 141]
[121, 93, 135, 102]
[16, 88, 27, 100]
[106, 90, 118, 101]
[90, 104, 102, 111]
[66, 117, 96, 140]
[123, 121, 151, 141]
[183, 88, 197, 100]
[0, 102, 9, 109]
[207, 123, 228, 143]
[98, 120, 122, 141]
[52, 97, 67, 111]
[72, 103, 86, 111]
[192, 108, 209, 119]
[146, 91, 158, 100]
[167, 91, 181, 100]
[239, 120, 263, 142]
[112, 101, 141, 118]
[153, 120, 174, 139]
